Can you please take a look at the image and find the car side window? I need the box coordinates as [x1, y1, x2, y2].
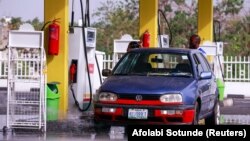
[199, 53, 212, 71]
[193, 54, 200, 65]
[196, 53, 210, 72]
[193, 54, 203, 75]
[113, 53, 139, 74]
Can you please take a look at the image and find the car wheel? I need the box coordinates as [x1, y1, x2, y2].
[205, 99, 220, 125]
[192, 101, 200, 125]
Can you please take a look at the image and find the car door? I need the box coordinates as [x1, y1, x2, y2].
[198, 54, 217, 111]
[193, 53, 212, 115]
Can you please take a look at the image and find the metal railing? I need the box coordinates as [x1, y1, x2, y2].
[2, 53, 250, 82]
[223, 56, 250, 82]
[0, 50, 8, 79]
[102, 55, 250, 82]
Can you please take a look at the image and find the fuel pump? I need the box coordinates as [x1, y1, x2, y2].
[67, 0, 102, 112]
[68, 27, 96, 111]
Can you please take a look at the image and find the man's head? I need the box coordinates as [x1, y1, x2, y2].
[127, 41, 141, 52]
[189, 34, 201, 49]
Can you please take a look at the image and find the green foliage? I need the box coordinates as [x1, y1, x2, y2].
[0, 18, 5, 23]
[10, 17, 22, 30]
[169, 11, 198, 47]
[221, 0, 243, 15]
[214, 0, 244, 23]
[25, 17, 44, 30]
[214, 0, 248, 56]
[6, 17, 44, 31]
[222, 15, 250, 56]
[175, 0, 185, 5]
[164, 5, 172, 13]
[158, 0, 198, 48]
[6, 0, 247, 56]
[92, 0, 247, 54]
[92, 0, 139, 54]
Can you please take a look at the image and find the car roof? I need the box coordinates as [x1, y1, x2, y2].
[130, 47, 199, 54]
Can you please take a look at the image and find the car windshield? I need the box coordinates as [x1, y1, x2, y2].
[113, 52, 193, 77]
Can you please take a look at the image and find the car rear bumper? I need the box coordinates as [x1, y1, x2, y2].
[94, 103, 195, 125]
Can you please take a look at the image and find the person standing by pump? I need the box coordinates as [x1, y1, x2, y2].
[189, 34, 206, 55]
[127, 41, 142, 52]
[189, 34, 200, 49]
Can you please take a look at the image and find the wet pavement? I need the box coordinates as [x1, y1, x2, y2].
[0, 98, 250, 140]
[220, 98, 250, 125]
[0, 119, 127, 141]
[0, 110, 127, 141]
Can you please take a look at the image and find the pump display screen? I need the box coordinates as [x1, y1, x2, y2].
[85, 28, 96, 47]
[87, 31, 95, 43]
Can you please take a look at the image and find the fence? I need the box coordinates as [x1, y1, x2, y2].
[102, 54, 250, 81]
[102, 54, 114, 70]
[0, 50, 8, 79]
[2, 53, 250, 97]
[223, 56, 250, 82]
[2, 53, 250, 82]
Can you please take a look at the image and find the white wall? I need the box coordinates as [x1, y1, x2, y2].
[224, 82, 250, 98]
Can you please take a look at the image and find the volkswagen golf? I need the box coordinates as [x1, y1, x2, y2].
[94, 48, 220, 125]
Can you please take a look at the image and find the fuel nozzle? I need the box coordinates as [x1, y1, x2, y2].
[70, 63, 77, 83]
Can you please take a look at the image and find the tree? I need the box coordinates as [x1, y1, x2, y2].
[213, 0, 246, 56]
[214, 0, 244, 20]
[0, 18, 5, 24]
[10, 17, 22, 30]
[222, 14, 250, 56]
[92, 0, 139, 54]
[158, 0, 198, 48]
[159, 0, 245, 53]
[26, 17, 44, 30]
[92, 0, 247, 56]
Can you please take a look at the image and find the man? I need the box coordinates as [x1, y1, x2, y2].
[127, 41, 141, 52]
[189, 34, 206, 55]
[189, 34, 200, 49]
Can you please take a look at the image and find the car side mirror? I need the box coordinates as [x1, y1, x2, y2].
[200, 71, 212, 79]
[102, 69, 112, 76]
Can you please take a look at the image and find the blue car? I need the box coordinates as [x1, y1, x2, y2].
[94, 48, 220, 125]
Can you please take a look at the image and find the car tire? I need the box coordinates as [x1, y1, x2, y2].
[192, 101, 200, 125]
[205, 99, 220, 125]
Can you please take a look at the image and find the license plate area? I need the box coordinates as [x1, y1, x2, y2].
[128, 109, 148, 119]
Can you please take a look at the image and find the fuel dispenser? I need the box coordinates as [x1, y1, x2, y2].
[199, 41, 225, 101]
[68, 27, 96, 110]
